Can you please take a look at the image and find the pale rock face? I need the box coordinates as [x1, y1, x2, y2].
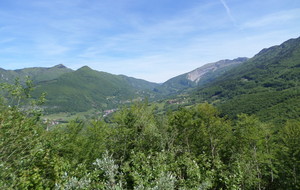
[187, 67, 216, 82]
[186, 58, 248, 83]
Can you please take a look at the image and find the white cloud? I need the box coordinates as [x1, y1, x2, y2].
[241, 8, 300, 29]
[219, 0, 236, 25]
[76, 1, 229, 60]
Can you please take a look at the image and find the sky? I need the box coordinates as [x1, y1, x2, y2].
[0, 0, 299, 83]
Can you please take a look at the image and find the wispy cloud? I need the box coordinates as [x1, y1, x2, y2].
[78, 2, 228, 58]
[241, 8, 300, 29]
[219, 0, 236, 25]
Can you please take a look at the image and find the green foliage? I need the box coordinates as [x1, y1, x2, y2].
[0, 79, 56, 189]
[276, 120, 300, 189]
[110, 102, 165, 161]
[231, 114, 276, 189]
[168, 103, 232, 158]
[1, 78, 299, 189]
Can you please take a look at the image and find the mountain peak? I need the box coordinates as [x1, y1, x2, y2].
[255, 36, 300, 58]
[54, 64, 67, 69]
[76, 66, 95, 74]
[78, 66, 92, 71]
[233, 57, 249, 62]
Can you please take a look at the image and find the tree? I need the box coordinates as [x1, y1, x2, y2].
[276, 120, 300, 189]
[110, 103, 164, 160]
[231, 114, 275, 189]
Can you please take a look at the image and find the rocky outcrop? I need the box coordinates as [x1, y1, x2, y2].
[187, 57, 248, 83]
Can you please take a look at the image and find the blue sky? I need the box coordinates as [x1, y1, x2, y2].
[0, 0, 299, 82]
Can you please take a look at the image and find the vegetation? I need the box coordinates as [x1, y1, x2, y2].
[1, 37, 299, 121]
[1, 65, 160, 114]
[0, 81, 299, 189]
[1, 37, 300, 189]
[32, 66, 158, 113]
[0, 64, 72, 84]
[187, 36, 300, 124]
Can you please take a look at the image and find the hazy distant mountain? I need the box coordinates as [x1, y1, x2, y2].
[157, 57, 248, 94]
[0, 64, 73, 84]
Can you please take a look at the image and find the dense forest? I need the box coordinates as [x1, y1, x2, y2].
[0, 80, 299, 189]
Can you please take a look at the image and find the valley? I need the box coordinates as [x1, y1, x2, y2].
[1, 36, 300, 189]
[1, 37, 300, 125]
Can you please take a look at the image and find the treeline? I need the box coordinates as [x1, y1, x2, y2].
[0, 83, 299, 189]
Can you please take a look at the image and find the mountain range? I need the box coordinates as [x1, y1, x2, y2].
[0, 64, 73, 84]
[0, 57, 246, 114]
[0, 36, 299, 123]
[37, 66, 161, 113]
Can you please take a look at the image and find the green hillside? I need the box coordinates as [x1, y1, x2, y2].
[119, 75, 159, 91]
[33, 66, 158, 113]
[158, 74, 194, 94]
[0, 64, 73, 84]
[192, 36, 300, 123]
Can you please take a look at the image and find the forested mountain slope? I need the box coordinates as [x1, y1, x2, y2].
[0, 64, 160, 113]
[192, 36, 300, 123]
[32, 66, 158, 113]
[0, 64, 73, 84]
